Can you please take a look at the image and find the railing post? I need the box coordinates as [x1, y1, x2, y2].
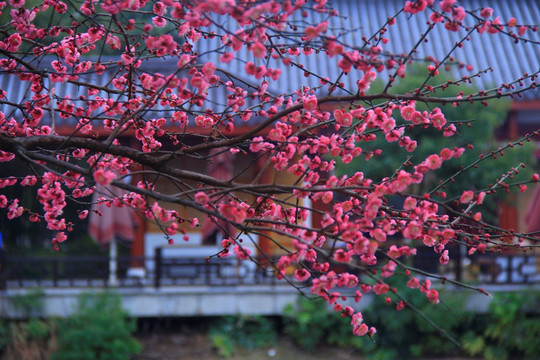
[154, 247, 162, 289]
[108, 238, 119, 286]
[507, 256, 513, 283]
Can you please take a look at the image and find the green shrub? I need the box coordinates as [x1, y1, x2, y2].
[284, 289, 540, 360]
[283, 296, 336, 350]
[0, 319, 10, 352]
[208, 315, 278, 358]
[462, 291, 540, 360]
[283, 296, 367, 352]
[361, 288, 468, 360]
[12, 288, 45, 318]
[1, 319, 55, 360]
[208, 332, 235, 359]
[0, 289, 54, 360]
[52, 292, 141, 360]
[283, 288, 468, 359]
[24, 319, 51, 341]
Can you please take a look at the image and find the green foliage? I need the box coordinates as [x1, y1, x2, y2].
[462, 330, 485, 356]
[1, 291, 139, 360]
[209, 332, 236, 359]
[283, 297, 367, 352]
[12, 288, 45, 318]
[284, 289, 540, 360]
[234, 316, 277, 350]
[52, 292, 141, 360]
[282, 288, 467, 359]
[208, 315, 278, 358]
[0, 319, 10, 352]
[1, 319, 56, 360]
[24, 319, 51, 341]
[462, 291, 540, 360]
[362, 287, 469, 360]
[283, 297, 332, 350]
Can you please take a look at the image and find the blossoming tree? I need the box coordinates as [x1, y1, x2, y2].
[0, 0, 539, 337]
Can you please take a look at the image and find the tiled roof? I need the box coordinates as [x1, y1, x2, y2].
[194, 0, 540, 100]
[0, 0, 538, 129]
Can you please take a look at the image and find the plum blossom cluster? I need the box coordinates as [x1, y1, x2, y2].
[404, 0, 533, 36]
[0, 0, 537, 339]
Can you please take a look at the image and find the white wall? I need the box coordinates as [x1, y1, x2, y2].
[144, 232, 258, 272]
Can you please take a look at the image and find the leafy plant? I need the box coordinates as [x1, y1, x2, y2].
[283, 296, 367, 352]
[1, 319, 56, 360]
[462, 291, 540, 360]
[208, 332, 235, 359]
[24, 319, 51, 341]
[284, 289, 469, 359]
[0, 319, 11, 353]
[2, 291, 139, 360]
[12, 288, 45, 318]
[208, 315, 278, 358]
[362, 287, 469, 360]
[283, 297, 335, 350]
[52, 292, 141, 360]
